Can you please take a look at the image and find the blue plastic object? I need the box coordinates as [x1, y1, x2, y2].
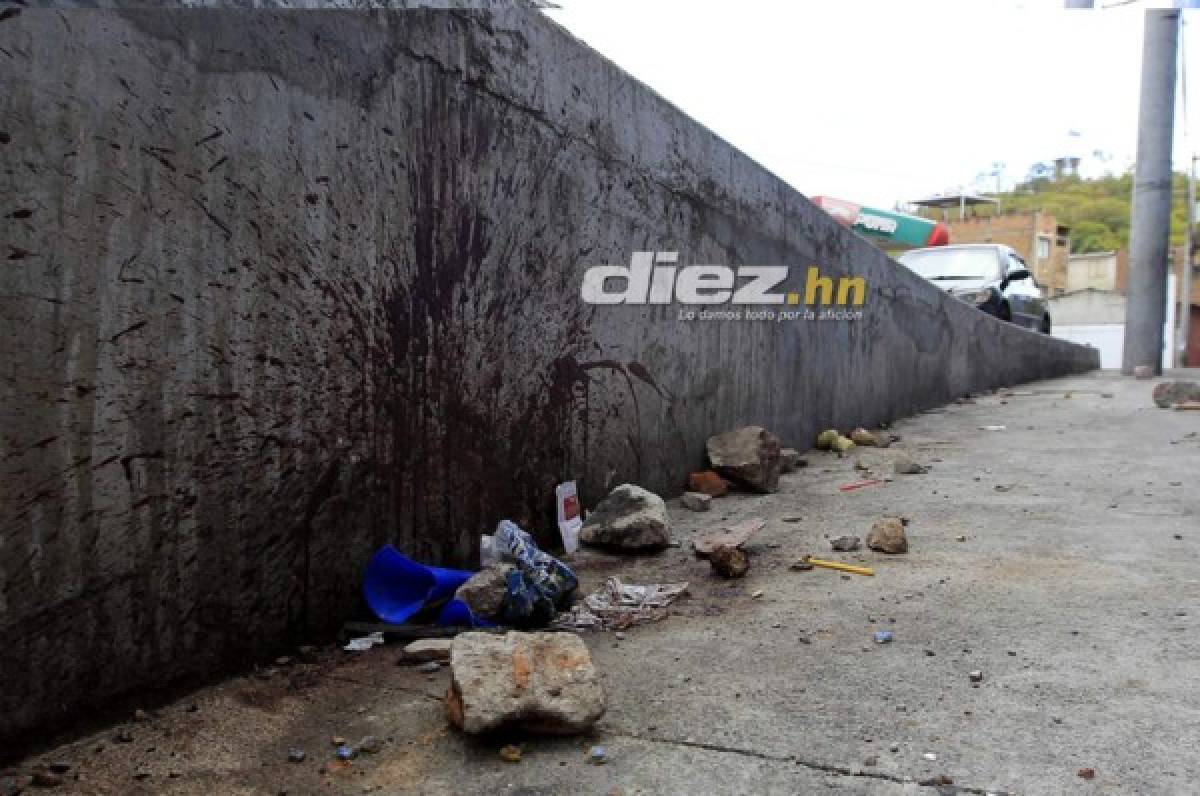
[363, 545, 473, 625]
[873, 630, 894, 644]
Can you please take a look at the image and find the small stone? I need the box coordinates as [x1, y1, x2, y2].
[401, 639, 453, 663]
[893, 454, 928, 475]
[889, 743, 900, 752]
[863, 756, 878, 767]
[968, 670, 984, 684]
[751, 589, 764, 599]
[613, 632, 626, 641]
[687, 470, 730, 497]
[587, 745, 608, 765]
[709, 545, 750, 578]
[1078, 767, 1095, 780]
[955, 535, 966, 542]
[499, 745, 522, 763]
[357, 736, 382, 755]
[779, 448, 803, 473]
[680, 491, 713, 512]
[867, 517, 908, 554]
[850, 428, 879, 446]
[830, 535, 860, 552]
[287, 749, 306, 763]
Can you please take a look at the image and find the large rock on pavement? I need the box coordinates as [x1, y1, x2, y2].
[1153, 380, 1200, 408]
[706, 426, 782, 493]
[579, 484, 670, 550]
[454, 564, 514, 621]
[867, 517, 908, 554]
[446, 631, 606, 735]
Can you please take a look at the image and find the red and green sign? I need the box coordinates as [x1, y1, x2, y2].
[813, 196, 949, 248]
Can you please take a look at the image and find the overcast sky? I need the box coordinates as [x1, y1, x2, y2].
[544, 0, 1200, 210]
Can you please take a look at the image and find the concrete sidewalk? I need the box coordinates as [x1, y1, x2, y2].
[7, 370, 1199, 795]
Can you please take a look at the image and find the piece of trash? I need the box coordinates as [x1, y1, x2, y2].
[1078, 768, 1095, 780]
[968, 670, 984, 684]
[499, 745, 523, 763]
[873, 630, 894, 643]
[751, 589, 764, 599]
[588, 745, 608, 764]
[830, 535, 861, 552]
[555, 481, 583, 554]
[839, 479, 881, 492]
[955, 535, 967, 542]
[362, 547, 475, 626]
[923, 752, 937, 761]
[710, 544, 750, 578]
[867, 517, 908, 554]
[335, 745, 356, 761]
[555, 576, 688, 630]
[693, 517, 765, 558]
[979, 425, 1006, 432]
[493, 520, 579, 627]
[343, 631, 385, 652]
[802, 556, 874, 577]
[287, 748, 306, 763]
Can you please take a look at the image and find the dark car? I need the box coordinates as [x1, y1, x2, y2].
[896, 243, 1051, 333]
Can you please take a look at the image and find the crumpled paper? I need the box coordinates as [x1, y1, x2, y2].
[554, 576, 688, 630]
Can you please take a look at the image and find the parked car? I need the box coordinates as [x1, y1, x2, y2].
[895, 243, 1051, 333]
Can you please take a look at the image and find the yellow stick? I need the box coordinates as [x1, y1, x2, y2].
[803, 556, 875, 576]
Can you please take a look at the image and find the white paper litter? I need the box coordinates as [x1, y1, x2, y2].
[554, 576, 688, 630]
[343, 631, 385, 651]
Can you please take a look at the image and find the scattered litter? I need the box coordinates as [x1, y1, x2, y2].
[830, 535, 861, 552]
[1078, 768, 1096, 780]
[923, 752, 937, 762]
[803, 556, 874, 577]
[588, 745, 608, 765]
[839, 478, 881, 492]
[873, 631, 894, 644]
[499, 745, 523, 763]
[287, 748, 306, 763]
[979, 425, 1006, 432]
[555, 481, 583, 554]
[968, 670, 984, 684]
[362, 547, 475, 626]
[335, 745, 356, 761]
[492, 520, 579, 627]
[555, 576, 688, 630]
[693, 517, 765, 557]
[343, 631, 385, 652]
[751, 589, 764, 599]
[709, 544, 750, 578]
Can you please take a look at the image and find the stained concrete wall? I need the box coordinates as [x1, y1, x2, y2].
[0, 7, 1097, 745]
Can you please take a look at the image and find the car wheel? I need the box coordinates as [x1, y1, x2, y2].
[1040, 314, 1051, 334]
[999, 302, 1012, 323]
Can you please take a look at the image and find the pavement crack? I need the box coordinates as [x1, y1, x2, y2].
[613, 732, 993, 793]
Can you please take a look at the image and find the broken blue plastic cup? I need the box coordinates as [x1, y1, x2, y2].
[362, 545, 474, 625]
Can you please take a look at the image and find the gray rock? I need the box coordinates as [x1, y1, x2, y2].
[867, 517, 908, 554]
[401, 638, 453, 663]
[706, 426, 782, 493]
[1153, 380, 1200, 408]
[830, 535, 861, 552]
[680, 491, 712, 512]
[893, 453, 928, 475]
[453, 565, 513, 622]
[446, 631, 606, 735]
[579, 484, 670, 550]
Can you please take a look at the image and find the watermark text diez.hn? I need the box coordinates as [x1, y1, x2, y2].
[580, 251, 865, 321]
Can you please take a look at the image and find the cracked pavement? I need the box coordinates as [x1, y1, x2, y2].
[8, 370, 1200, 795]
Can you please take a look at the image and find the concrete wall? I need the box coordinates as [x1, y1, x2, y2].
[0, 7, 1097, 746]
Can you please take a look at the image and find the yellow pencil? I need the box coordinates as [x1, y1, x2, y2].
[803, 556, 875, 577]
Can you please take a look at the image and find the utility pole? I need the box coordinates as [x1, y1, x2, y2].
[1123, 9, 1180, 375]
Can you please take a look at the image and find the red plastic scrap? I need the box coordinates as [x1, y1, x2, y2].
[838, 479, 882, 492]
